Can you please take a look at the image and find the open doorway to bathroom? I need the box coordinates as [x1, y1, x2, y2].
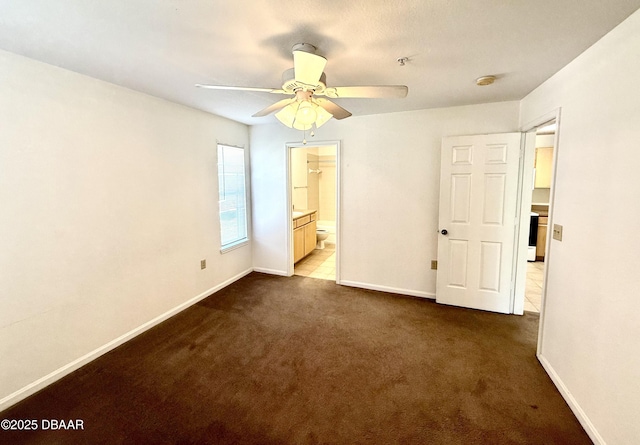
[524, 120, 556, 313]
[288, 143, 339, 281]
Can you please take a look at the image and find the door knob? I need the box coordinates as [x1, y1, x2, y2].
[441, 229, 448, 235]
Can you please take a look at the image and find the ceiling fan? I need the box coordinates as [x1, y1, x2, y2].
[196, 43, 408, 135]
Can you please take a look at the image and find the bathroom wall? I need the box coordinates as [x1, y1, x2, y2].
[306, 152, 320, 213]
[317, 150, 337, 222]
[291, 148, 308, 210]
[290, 146, 333, 220]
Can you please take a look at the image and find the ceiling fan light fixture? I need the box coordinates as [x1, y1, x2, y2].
[314, 105, 333, 128]
[292, 120, 314, 131]
[295, 101, 317, 126]
[275, 103, 297, 128]
[275, 99, 333, 131]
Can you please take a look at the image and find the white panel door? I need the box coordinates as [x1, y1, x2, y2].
[436, 133, 521, 313]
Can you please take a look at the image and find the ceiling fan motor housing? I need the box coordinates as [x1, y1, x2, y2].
[281, 68, 326, 95]
[291, 43, 318, 54]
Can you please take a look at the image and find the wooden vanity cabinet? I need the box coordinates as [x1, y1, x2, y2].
[293, 211, 317, 263]
[294, 226, 305, 263]
[304, 220, 317, 255]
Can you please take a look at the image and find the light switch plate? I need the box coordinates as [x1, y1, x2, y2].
[552, 224, 563, 241]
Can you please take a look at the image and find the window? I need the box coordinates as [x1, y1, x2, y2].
[217, 144, 247, 251]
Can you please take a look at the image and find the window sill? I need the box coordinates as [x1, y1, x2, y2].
[220, 239, 249, 254]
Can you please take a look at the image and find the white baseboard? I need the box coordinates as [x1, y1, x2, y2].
[0, 267, 253, 413]
[252, 267, 289, 276]
[537, 353, 604, 445]
[340, 280, 435, 300]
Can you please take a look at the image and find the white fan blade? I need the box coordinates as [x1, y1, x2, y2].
[322, 85, 408, 99]
[196, 84, 287, 94]
[252, 98, 297, 117]
[293, 50, 327, 86]
[315, 98, 352, 120]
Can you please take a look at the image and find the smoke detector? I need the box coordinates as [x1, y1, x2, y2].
[476, 75, 496, 86]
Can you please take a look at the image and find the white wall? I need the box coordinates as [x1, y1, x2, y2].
[251, 101, 520, 296]
[0, 50, 252, 408]
[520, 9, 640, 444]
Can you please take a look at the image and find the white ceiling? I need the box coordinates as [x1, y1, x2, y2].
[2, 1, 639, 125]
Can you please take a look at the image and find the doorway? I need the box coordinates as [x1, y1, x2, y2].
[434, 117, 559, 316]
[511, 109, 561, 322]
[523, 121, 556, 312]
[287, 142, 340, 282]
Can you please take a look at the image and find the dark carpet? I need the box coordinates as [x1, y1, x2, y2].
[1, 272, 591, 444]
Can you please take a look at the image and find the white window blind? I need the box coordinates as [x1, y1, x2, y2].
[217, 144, 247, 250]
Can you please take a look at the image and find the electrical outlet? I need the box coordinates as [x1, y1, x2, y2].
[552, 224, 563, 241]
[431, 260, 438, 270]
[200, 259, 207, 270]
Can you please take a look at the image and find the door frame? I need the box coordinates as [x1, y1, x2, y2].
[515, 108, 561, 352]
[285, 140, 342, 283]
[511, 131, 536, 314]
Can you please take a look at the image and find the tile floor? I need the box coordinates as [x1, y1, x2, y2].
[525, 261, 544, 313]
[294, 243, 336, 280]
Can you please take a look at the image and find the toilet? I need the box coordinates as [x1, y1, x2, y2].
[316, 229, 329, 249]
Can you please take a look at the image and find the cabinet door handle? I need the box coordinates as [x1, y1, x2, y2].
[440, 229, 448, 235]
